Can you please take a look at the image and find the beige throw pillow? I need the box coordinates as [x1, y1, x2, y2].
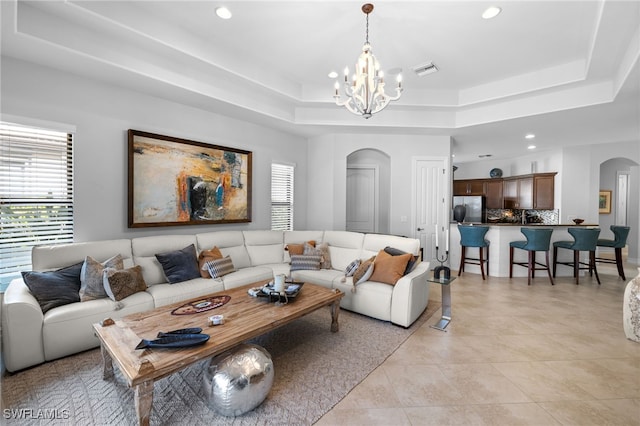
[79, 254, 124, 301]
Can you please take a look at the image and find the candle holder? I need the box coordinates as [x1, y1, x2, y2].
[433, 246, 451, 280]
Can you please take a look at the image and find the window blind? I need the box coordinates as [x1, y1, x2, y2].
[271, 163, 294, 231]
[0, 122, 74, 286]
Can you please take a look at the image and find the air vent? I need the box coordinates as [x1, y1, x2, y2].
[412, 62, 438, 77]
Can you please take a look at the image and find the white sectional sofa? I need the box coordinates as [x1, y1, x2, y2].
[2, 230, 430, 372]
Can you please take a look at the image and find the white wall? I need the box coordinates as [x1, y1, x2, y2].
[307, 133, 451, 237]
[2, 57, 309, 241]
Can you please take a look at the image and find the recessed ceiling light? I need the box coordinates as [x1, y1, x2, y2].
[215, 6, 232, 20]
[328, 71, 338, 79]
[482, 6, 502, 19]
[528, 145, 537, 150]
[525, 133, 536, 139]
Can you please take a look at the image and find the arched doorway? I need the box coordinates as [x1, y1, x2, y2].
[346, 149, 390, 234]
[599, 157, 639, 264]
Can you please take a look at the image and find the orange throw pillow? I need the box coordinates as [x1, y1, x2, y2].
[198, 246, 223, 278]
[285, 240, 316, 256]
[369, 250, 412, 285]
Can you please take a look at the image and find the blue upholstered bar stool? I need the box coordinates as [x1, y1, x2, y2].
[594, 225, 630, 280]
[509, 228, 554, 286]
[553, 227, 601, 285]
[458, 225, 490, 280]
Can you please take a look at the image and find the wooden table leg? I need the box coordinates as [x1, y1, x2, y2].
[134, 380, 154, 426]
[330, 301, 340, 332]
[100, 345, 114, 380]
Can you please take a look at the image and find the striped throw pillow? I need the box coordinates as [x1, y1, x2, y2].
[290, 254, 322, 272]
[204, 256, 236, 278]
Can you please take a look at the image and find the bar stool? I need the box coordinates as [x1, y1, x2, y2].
[594, 225, 630, 280]
[458, 225, 490, 280]
[553, 227, 601, 285]
[509, 228, 554, 286]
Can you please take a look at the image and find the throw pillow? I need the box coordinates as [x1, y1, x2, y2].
[290, 254, 322, 272]
[103, 265, 147, 302]
[352, 256, 376, 285]
[285, 240, 316, 256]
[384, 246, 418, 275]
[22, 262, 83, 313]
[198, 246, 223, 278]
[80, 254, 124, 301]
[155, 244, 200, 284]
[205, 256, 236, 279]
[344, 258, 361, 277]
[317, 243, 332, 269]
[369, 250, 412, 285]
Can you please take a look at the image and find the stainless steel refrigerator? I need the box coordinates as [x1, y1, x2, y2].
[452, 196, 486, 223]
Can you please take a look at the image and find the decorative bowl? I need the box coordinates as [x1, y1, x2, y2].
[489, 168, 503, 178]
[572, 218, 585, 225]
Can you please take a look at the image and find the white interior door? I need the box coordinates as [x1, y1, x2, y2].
[413, 158, 448, 263]
[346, 166, 378, 233]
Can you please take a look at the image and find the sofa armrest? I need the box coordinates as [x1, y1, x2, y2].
[2, 279, 45, 372]
[390, 261, 431, 327]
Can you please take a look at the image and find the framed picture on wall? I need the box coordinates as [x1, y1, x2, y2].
[128, 129, 252, 227]
[598, 190, 612, 214]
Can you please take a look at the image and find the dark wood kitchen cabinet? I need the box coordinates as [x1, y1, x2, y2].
[503, 176, 533, 209]
[483, 179, 504, 209]
[453, 179, 485, 196]
[532, 173, 556, 209]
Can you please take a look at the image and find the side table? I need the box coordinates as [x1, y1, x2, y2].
[427, 276, 456, 331]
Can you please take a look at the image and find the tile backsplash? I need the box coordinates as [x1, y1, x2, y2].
[486, 209, 559, 224]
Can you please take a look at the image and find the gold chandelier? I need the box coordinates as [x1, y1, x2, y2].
[333, 3, 403, 119]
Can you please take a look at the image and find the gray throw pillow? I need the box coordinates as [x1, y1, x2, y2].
[155, 244, 200, 284]
[290, 254, 322, 271]
[22, 262, 83, 313]
[79, 254, 124, 301]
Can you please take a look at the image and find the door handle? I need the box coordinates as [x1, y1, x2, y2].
[417, 227, 424, 231]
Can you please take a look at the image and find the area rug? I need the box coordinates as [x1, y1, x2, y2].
[2, 302, 440, 425]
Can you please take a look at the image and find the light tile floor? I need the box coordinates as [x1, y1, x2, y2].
[317, 259, 640, 425]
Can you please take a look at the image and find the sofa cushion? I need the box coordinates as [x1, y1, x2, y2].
[369, 250, 412, 285]
[323, 231, 364, 271]
[204, 256, 236, 278]
[103, 265, 148, 301]
[292, 269, 342, 288]
[146, 278, 224, 308]
[362, 233, 420, 258]
[290, 254, 322, 272]
[22, 262, 83, 313]
[198, 246, 223, 278]
[79, 254, 124, 301]
[155, 244, 200, 284]
[218, 267, 274, 290]
[32, 239, 133, 271]
[244, 230, 284, 266]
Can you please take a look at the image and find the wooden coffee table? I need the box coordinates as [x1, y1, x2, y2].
[93, 281, 343, 425]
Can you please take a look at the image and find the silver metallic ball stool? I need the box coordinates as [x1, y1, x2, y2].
[202, 343, 274, 416]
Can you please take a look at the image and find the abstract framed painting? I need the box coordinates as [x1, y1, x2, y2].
[128, 130, 252, 227]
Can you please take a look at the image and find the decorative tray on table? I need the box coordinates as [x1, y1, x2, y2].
[248, 281, 304, 303]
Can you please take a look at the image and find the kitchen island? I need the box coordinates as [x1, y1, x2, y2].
[448, 223, 600, 278]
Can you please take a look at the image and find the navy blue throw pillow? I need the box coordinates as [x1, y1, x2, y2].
[383, 246, 418, 275]
[155, 244, 200, 284]
[22, 262, 83, 313]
